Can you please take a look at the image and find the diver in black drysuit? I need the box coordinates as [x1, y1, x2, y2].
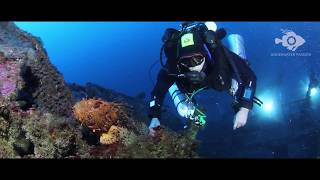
[148, 22, 258, 137]
[306, 71, 319, 98]
[303, 71, 319, 110]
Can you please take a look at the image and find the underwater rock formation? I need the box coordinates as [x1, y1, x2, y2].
[0, 97, 90, 158]
[0, 22, 89, 158]
[113, 124, 201, 158]
[0, 22, 73, 117]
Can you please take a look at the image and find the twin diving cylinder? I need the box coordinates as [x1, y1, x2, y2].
[168, 22, 247, 119]
[226, 34, 247, 60]
[168, 83, 195, 119]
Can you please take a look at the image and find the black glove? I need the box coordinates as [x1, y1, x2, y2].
[232, 101, 242, 114]
[148, 98, 161, 119]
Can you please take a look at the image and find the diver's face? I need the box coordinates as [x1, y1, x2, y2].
[179, 53, 205, 72]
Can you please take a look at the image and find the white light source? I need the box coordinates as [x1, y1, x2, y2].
[264, 101, 274, 112]
[310, 87, 318, 97]
[205, 21, 217, 32]
[256, 92, 279, 120]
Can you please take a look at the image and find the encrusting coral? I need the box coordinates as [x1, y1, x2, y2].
[0, 95, 90, 159]
[100, 125, 137, 146]
[113, 125, 201, 158]
[73, 98, 130, 135]
[73, 98, 139, 147]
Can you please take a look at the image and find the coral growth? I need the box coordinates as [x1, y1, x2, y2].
[0, 139, 17, 158]
[0, 54, 21, 98]
[73, 98, 129, 135]
[114, 125, 200, 158]
[21, 112, 90, 158]
[100, 126, 124, 145]
[0, 96, 90, 159]
[73, 98, 139, 148]
[100, 125, 137, 146]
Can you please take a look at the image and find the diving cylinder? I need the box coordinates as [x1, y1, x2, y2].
[168, 83, 195, 118]
[226, 34, 247, 59]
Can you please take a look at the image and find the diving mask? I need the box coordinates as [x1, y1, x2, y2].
[179, 53, 205, 71]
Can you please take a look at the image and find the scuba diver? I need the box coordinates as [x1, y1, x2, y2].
[302, 70, 319, 111]
[306, 71, 319, 98]
[148, 22, 261, 137]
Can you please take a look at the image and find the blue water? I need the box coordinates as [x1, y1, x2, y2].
[15, 22, 320, 157]
[15, 22, 320, 97]
[15, 22, 180, 96]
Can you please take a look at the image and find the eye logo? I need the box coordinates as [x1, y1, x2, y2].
[275, 30, 305, 51]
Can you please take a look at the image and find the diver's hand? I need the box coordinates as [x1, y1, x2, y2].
[148, 118, 161, 137]
[233, 107, 249, 130]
